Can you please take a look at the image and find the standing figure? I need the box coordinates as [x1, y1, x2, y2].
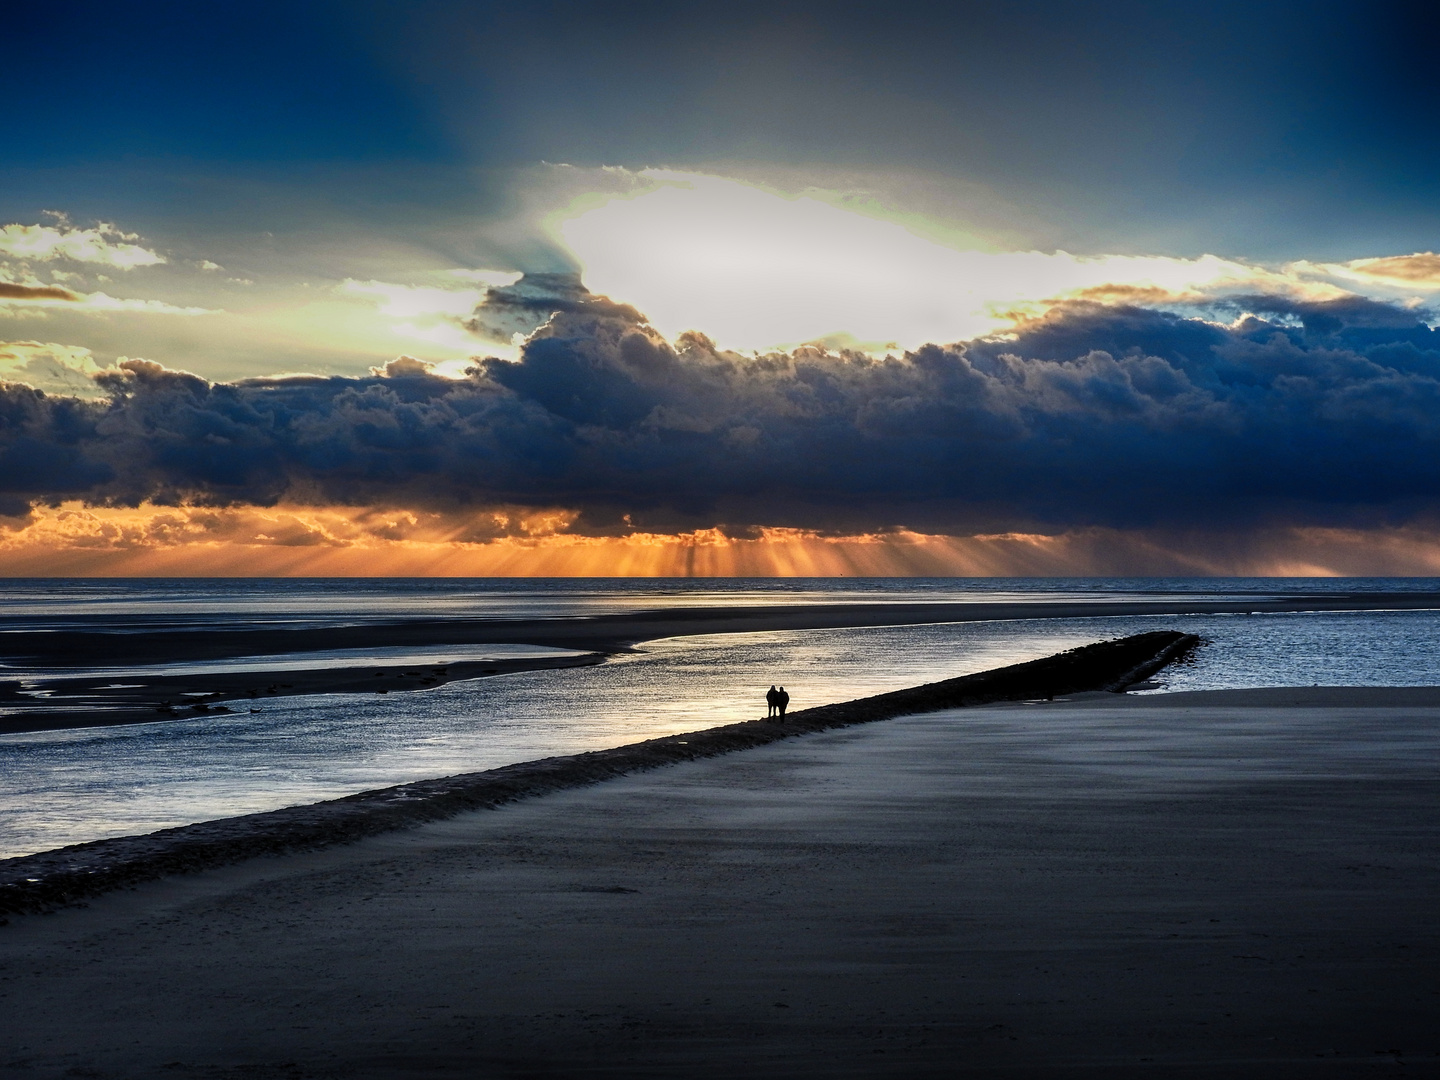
[777, 686, 790, 719]
[765, 685, 779, 719]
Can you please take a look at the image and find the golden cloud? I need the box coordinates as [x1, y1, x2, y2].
[0, 282, 80, 302]
[2, 502, 1440, 577]
[1344, 252, 1440, 286]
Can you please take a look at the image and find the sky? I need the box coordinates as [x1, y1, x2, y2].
[3, 0, 1440, 576]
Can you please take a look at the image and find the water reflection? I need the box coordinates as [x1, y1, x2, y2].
[2, 602, 1439, 858]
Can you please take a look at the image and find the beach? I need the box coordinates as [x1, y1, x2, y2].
[3, 685, 1438, 1077]
[15, 579, 1440, 861]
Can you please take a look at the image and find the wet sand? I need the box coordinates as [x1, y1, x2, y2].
[2, 685, 1438, 1078]
[0, 652, 604, 735]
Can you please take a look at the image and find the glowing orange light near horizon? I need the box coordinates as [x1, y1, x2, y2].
[3, 502, 1440, 578]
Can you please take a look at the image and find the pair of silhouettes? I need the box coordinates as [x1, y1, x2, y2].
[765, 684, 790, 720]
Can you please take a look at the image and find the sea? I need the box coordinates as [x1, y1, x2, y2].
[2, 576, 1438, 859]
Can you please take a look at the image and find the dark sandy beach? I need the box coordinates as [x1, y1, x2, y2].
[2, 680, 1438, 1077]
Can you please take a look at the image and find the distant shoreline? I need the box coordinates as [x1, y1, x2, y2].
[1, 592, 1435, 732]
[10, 593, 1440, 667]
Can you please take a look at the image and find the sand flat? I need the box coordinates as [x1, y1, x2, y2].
[2, 688, 1439, 1078]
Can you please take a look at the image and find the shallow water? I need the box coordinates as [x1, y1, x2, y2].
[69, 643, 592, 680]
[0, 574, 1419, 632]
[1, 578, 1438, 858]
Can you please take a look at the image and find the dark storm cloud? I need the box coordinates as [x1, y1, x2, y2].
[0, 283, 80, 301]
[5, 295, 1440, 533]
[462, 272, 638, 344]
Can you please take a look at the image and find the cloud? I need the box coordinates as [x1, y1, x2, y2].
[3, 291, 1440, 537]
[1343, 252, 1440, 287]
[340, 278, 485, 319]
[0, 290, 216, 316]
[81, 294, 215, 315]
[462, 271, 606, 344]
[0, 218, 165, 269]
[551, 171, 1371, 352]
[338, 277, 496, 355]
[0, 341, 110, 398]
[4, 502, 1440, 577]
[0, 282, 80, 301]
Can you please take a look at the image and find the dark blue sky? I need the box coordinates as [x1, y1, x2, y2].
[5, 0, 1438, 258]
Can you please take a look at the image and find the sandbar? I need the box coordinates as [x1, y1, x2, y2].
[0, 651, 604, 735]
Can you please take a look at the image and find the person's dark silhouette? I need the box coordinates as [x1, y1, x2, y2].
[765, 685, 779, 719]
[777, 686, 790, 719]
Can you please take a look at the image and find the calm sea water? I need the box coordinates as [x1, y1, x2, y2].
[2, 577, 1438, 858]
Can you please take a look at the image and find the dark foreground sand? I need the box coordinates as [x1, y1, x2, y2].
[3, 687, 1439, 1078]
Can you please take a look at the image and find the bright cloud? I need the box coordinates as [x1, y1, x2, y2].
[0, 215, 212, 321]
[553, 171, 1425, 352]
[0, 218, 165, 269]
[338, 277, 511, 357]
[0, 340, 110, 397]
[1326, 253, 1440, 289]
[0, 289, 216, 316]
[340, 279, 485, 319]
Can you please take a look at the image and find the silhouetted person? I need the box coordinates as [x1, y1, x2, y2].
[777, 686, 790, 719]
[765, 685, 779, 719]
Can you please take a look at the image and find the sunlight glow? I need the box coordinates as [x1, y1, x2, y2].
[554, 172, 1353, 352]
[4, 502, 1440, 578]
[334, 277, 519, 360]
